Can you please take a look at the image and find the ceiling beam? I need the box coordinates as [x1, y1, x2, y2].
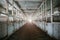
[14, 1, 24, 12]
[14, 1, 26, 16]
[31, 0, 44, 18]
[14, 0, 43, 1]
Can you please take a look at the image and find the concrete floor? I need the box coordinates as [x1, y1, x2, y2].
[6, 23, 56, 40]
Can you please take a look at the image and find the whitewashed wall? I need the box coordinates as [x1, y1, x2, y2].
[8, 23, 14, 36]
[46, 23, 53, 37]
[0, 22, 7, 39]
[53, 22, 60, 40]
[34, 21, 46, 31]
[0, 21, 26, 39]
[46, 22, 60, 40]
[34, 21, 60, 40]
[8, 21, 26, 36]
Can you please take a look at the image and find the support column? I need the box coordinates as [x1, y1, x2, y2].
[51, 0, 53, 23]
[5, 0, 9, 37]
[12, 0, 15, 32]
[51, 0, 54, 37]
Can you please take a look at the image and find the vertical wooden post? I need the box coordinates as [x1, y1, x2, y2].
[45, 0, 47, 23]
[51, 0, 54, 37]
[51, 0, 53, 23]
[12, 0, 14, 16]
[12, 0, 15, 32]
[5, 0, 8, 37]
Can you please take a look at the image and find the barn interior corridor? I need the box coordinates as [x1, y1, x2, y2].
[6, 23, 56, 40]
[0, 0, 60, 40]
